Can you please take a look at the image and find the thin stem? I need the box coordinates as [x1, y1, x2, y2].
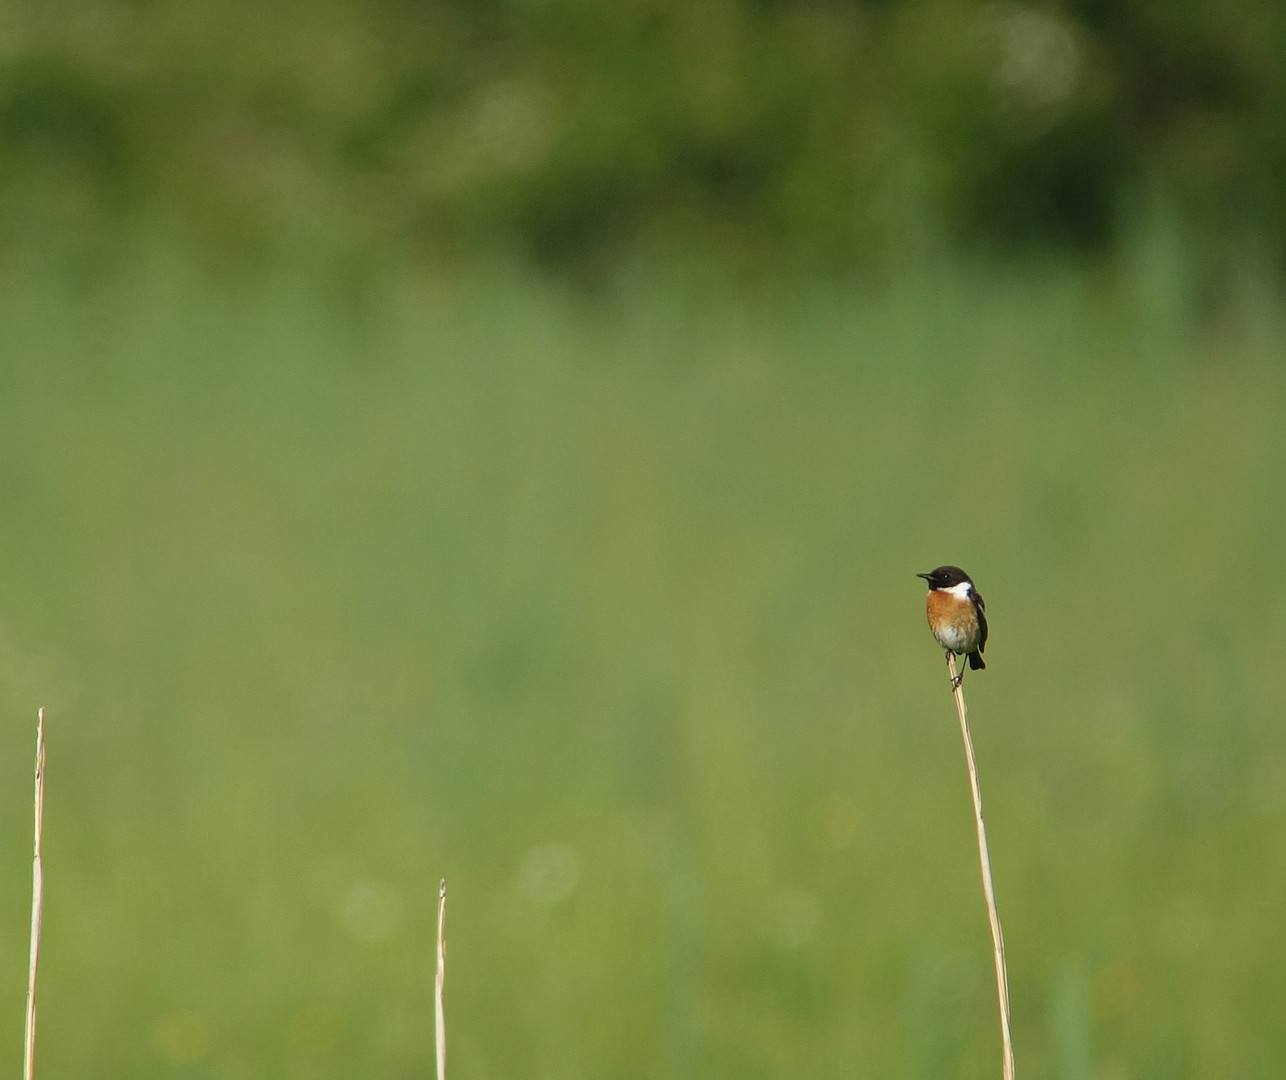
[24, 707, 46, 1080]
[946, 654, 1015, 1080]
[435, 878, 447, 1080]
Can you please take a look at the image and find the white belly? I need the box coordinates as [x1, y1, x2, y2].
[935, 619, 979, 654]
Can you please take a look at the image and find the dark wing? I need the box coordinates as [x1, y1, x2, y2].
[972, 589, 988, 653]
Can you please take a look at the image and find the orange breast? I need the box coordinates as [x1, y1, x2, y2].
[926, 590, 981, 653]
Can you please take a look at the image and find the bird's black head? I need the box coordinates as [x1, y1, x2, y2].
[917, 565, 973, 590]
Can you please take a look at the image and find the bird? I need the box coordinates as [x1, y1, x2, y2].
[917, 565, 987, 688]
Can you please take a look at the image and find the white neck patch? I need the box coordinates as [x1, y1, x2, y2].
[944, 581, 972, 600]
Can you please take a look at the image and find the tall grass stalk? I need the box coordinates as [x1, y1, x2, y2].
[435, 878, 446, 1080]
[24, 707, 46, 1080]
[946, 656, 1015, 1080]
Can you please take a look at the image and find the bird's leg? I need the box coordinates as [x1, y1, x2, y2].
[949, 652, 965, 691]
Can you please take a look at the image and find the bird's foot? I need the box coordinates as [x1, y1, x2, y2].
[947, 653, 965, 690]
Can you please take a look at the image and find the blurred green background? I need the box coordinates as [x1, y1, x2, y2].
[1, 1, 1286, 1077]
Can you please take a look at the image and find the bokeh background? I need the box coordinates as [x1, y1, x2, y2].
[1, 1, 1285, 1077]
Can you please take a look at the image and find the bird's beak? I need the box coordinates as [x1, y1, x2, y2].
[916, 572, 932, 580]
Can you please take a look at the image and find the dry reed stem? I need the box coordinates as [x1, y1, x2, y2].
[24, 707, 46, 1080]
[435, 878, 446, 1080]
[946, 655, 1015, 1080]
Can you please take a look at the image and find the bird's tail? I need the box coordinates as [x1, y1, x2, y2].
[967, 651, 985, 671]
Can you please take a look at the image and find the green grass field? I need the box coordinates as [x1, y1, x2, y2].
[1, 237, 1284, 1078]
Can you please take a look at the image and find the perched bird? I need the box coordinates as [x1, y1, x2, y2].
[917, 565, 987, 687]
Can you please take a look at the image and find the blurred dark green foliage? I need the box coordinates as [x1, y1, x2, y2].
[1, 0, 1284, 272]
